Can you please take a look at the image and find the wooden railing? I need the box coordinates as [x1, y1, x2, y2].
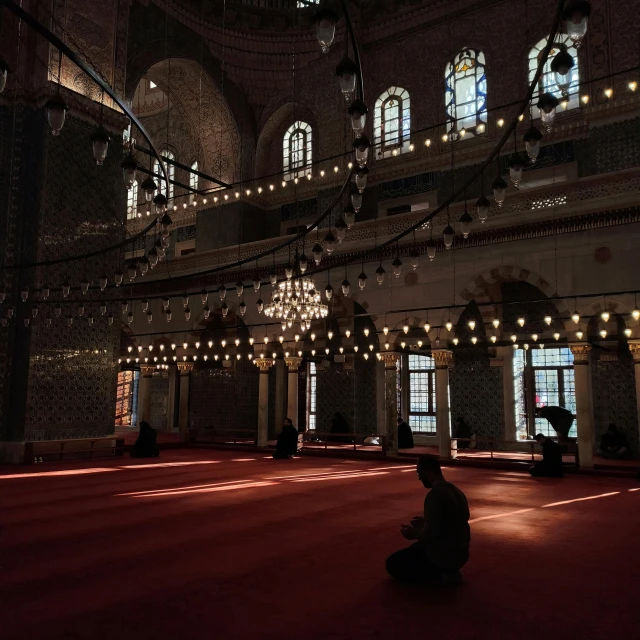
[24, 437, 125, 465]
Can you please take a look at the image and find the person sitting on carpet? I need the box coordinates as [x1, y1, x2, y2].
[386, 455, 470, 585]
[535, 405, 574, 442]
[454, 417, 475, 449]
[130, 421, 159, 458]
[397, 416, 414, 449]
[597, 423, 628, 459]
[273, 418, 299, 459]
[530, 433, 563, 477]
[328, 411, 350, 443]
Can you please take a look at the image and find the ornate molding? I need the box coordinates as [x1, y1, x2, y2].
[177, 362, 194, 374]
[254, 357, 274, 372]
[432, 349, 453, 369]
[628, 340, 640, 363]
[380, 352, 399, 369]
[569, 343, 592, 363]
[140, 365, 156, 376]
[284, 356, 302, 372]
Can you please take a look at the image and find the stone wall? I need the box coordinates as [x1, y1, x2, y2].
[149, 374, 169, 430]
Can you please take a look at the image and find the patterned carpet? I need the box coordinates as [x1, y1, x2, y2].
[2, 450, 639, 639]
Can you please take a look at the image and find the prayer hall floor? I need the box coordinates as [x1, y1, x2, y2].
[2, 449, 639, 639]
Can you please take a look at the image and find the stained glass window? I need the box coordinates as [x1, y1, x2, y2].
[445, 49, 487, 134]
[374, 87, 411, 158]
[529, 34, 579, 110]
[189, 160, 198, 204]
[126, 180, 138, 220]
[283, 121, 312, 180]
[154, 150, 175, 202]
[408, 354, 436, 434]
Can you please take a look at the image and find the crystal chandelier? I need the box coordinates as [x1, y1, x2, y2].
[264, 277, 328, 331]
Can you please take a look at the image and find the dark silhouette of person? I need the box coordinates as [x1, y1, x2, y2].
[386, 455, 470, 585]
[535, 405, 574, 441]
[530, 433, 564, 477]
[598, 423, 628, 458]
[130, 421, 159, 458]
[454, 417, 473, 449]
[397, 416, 414, 449]
[328, 411, 350, 443]
[273, 418, 299, 459]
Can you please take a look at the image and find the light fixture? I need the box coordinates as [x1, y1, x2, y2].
[424, 322, 431, 333]
[523, 126, 543, 162]
[120, 153, 138, 189]
[91, 126, 110, 165]
[443, 225, 455, 249]
[532, 333, 538, 342]
[572, 311, 580, 324]
[497, 118, 505, 127]
[490, 335, 497, 344]
[476, 196, 490, 223]
[392, 258, 403, 277]
[347, 99, 368, 135]
[460, 211, 472, 238]
[625, 327, 633, 338]
[45, 93, 68, 136]
[375, 265, 386, 285]
[537, 92, 560, 131]
[335, 218, 348, 243]
[468, 320, 476, 331]
[364, 327, 370, 337]
[313, 6, 339, 53]
[446, 321, 453, 332]
[550, 44, 575, 94]
[629, 81, 638, 92]
[358, 272, 367, 290]
[576, 330, 584, 340]
[471, 336, 478, 345]
[599, 329, 607, 339]
[492, 318, 500, 329]
[492, 176, 508, 207]
[453, 338, 459, 346]
[341, 279, 350, 296]
[508, 154, 525, 186]
[601, 311, 610, 322]
[517, 317, 525, 327]
[553, 332, 560, 341]
[633, 308, 640, 321]
[353, 135, 371, 167]
[563, 0, 591, 47]
[544, 315, 552, 326]
[511, 334, 517, 342]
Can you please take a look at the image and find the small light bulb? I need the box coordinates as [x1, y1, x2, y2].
[518, 114, 524, 122]
[532, 334, 538, 342]
[471, 336, 478, 345]
[625, 327, 632, 337]
[492, 319, 500, 329]
[468, 320, 476, 331]
[511, 335, 517, 343]
[572, 312, 580, 324]
[599, 329, 607, 339]
[400, 341, 406, 349]
[347, 162, 353, 169]
[629, 81, 638, 92]
[576, 331, 584, 340]
[221, 340, 226, 348]
[269, 184, 274, 191]
[339, 347, 344, 354]
[476, 123, 486, 134]
[633, 308, 640, 321]
[383, 326, 389, 335]
[442, 133, 449, 143]
[235, 191, 240, 198]
[553, 332, 560, 341]
[257, 187, 262, 194]
[581, 95, 590, 105]
[425, 138, 431, 147]
[424, 323, 431, 333]
[369, 344, 374, 351]
[403, 324, 409, 334]
[364, 327, 370, 337]
[320, 170, 325, 177]
[497, 118, 505, 127]
[334, 165, 339, 173]
[604, 88, 613, 99]
[446, 321, 452, 332]
[345, 330, 351, 338]
[409, 143, 415, 151]
[453, 338, 459, 346]
[517, 317, 525, 327]
[601, 311, 610, 322]
[544, 315, 552, 326]
[490, 335, 497, 344]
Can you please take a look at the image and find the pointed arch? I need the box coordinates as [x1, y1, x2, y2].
[374, 86, 411, 158]
[283, 121, 313, 180]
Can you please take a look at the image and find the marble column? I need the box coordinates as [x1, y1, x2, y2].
[177, 362, 194, 442]
[496, 346, 517, 441]
[166, 364, 178, 432]
[254, 358, 273, 447]
[570, 344, 594, 468]
[433, 350, 453, 460]
[137, 365, 155, 425]
[274, 359, 286, 435]
[629, 341, 640, 449]
[380, 353, 399, 457]
[285, 357, 302, 428]
[376, 358, 386, 437]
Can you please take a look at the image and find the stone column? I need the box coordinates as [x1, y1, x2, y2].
[628, 341, 640, 451]
[400, 353, 410, 423]
[177, 362, 194, 442]
[496, 346, 517, 441]
[254, 358, 273, 447]
[274, 359, 286, 435]
[137, 365, 155, 424]
[570, 344, 594, 468]
[285, 357, 302, 428]
[380, 353, 399, 456]
[376, 358, 386, 436]
[166, 364, 178, 432]
[433, 350, 453, 460]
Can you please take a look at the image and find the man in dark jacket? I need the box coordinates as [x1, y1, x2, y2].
[530, 433, 564, 477]
[130, 421, 159, 458]
[273, 418, 299, 459]
[397, 416, 414, 449]
[535, 405, 574, 440]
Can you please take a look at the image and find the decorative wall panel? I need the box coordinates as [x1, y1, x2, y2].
[149, 374, 169, 429]
[449, 350, 504, 442]
[591, 350, 639, 453]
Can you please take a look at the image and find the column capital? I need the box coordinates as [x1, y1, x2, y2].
[628, 340, 640, 363]
[177, 362, 194, 375]
[432, 349, 453, 369]
[254, 357, 274, 372]
[140, 365, 155, 377]
[380, 352, 399, 369]
[285, 356, 303, 372]
[569, 342, 591, 363]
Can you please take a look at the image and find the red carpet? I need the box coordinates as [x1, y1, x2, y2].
[1, 450, 639, 639]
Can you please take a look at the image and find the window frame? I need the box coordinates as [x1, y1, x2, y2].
[126, 179, 139, 220]
[154, 149, 175, 203]
[445, 48, 487, 135]
[189, 160, 199, 204]
[283, 121, 312, 181]
[373, 86, 411, 158]
[407, 354, 437, 434]
[306, 361, 317, 430]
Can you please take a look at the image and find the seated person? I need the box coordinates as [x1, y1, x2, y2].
[530, 433, 563, 477]
[454, 417, 475, 449]
[386, 455, 470, 585]
[397, 416, 414, 449]
[130, 421, 159, 458]
[598, 423, 628, 459]
[273, 418, 299, 459]
[328, 411, 351, 443]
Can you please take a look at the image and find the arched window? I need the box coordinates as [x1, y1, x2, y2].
[529, 35, 579, 111]
[445, 49, 487, 134]
[154, 150, 175, 202]
[374, 87, 411, 158]
[283, 121, 312, 180]
[126, 180, 138, 220]
[189, 160, 198, 204]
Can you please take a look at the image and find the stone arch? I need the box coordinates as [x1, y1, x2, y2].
[455, 264, 572, 332]
[125, 2, 255, 182]
[133, 58, 241, 185]
[255, 101, 319, 179]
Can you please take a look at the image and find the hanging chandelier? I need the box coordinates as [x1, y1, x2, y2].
[263, 276, 328, 331]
